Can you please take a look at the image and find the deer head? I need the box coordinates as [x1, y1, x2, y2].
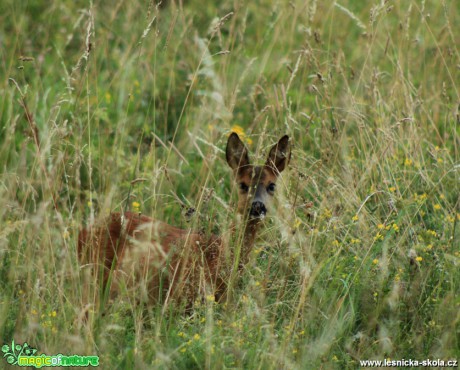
[226, 133, 291, 220]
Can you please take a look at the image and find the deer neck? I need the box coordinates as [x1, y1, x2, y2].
[220, 215, 263, 273]
[238, 217, 262, 267]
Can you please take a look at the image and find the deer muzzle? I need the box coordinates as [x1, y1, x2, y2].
[250, 201, 267, 219]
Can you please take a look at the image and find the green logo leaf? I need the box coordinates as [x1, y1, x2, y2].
[2, 340, 38, 366]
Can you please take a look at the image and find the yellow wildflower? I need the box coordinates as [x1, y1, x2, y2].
[230, 125, 252, 144]
[294, 218, 302, 229]
[323, 208, 332, 219]
[206, 294, 215, 302]
[416, 193, 427, 203]
[231, 125, 245, 136]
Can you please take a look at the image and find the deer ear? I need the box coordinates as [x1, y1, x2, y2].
[266, 135, 290, 174]
[226, 133, 250, 171]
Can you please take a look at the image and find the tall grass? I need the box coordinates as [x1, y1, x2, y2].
[0, 0, 459, 369]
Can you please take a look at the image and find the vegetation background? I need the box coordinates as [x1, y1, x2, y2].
[0, 0, 459, 369]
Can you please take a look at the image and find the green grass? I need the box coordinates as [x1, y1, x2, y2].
[1, 0, 459, 369]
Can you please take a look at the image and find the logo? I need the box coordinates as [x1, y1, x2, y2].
[2, 340, 99, 368]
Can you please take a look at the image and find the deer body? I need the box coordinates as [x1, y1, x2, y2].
[78, 133, 290, 305]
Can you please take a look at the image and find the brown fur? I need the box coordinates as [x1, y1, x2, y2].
[78, 211, 225, 304]
[78, 133, 290, 306]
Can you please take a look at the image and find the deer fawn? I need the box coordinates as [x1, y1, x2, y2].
[78, 133, 290, 307]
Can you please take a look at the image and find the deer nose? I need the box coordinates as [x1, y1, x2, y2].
[250, 201, 267, 218]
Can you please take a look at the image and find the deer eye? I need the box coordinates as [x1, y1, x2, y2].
[267, 183, 276, 193]
[239, 183, 249, 192]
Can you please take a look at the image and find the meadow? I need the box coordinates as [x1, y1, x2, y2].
[0, 0, 459, 369]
